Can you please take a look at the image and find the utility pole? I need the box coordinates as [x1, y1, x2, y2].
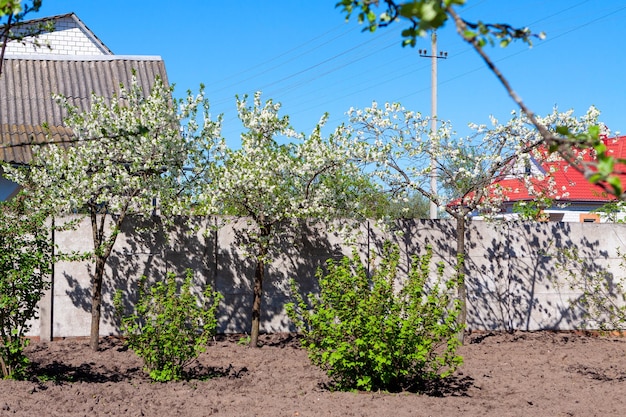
[419, 32, 447, 219]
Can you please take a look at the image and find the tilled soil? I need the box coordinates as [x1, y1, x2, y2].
[0, 331, 625, 416]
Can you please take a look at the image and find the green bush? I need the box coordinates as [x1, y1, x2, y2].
[114, 269, 222, 382]
[287, 242, 463, 391]
[0, 196, 52, 380]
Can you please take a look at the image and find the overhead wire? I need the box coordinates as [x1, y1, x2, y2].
[215, 1, 626, 140]
[393, 2, 626, 109]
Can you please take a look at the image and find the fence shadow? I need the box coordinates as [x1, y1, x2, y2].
[466, 221, 616, 331]
[221, 218, 346, 334]
[54, 216, 626, 337]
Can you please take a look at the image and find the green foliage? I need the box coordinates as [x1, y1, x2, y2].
[237, 335, 251, 346]
[512, 197, 553, 221]
[592, 200, 626, 223]
[114, 269, 222, 382]
[336, 0, 540, 48]
[0, 194, 52, 379]
[287, 242, 463, 391]
[0, 0, 23, 16]
[336, 0, 461, 42]
[360, 189, 430, 220]
[0, 0, 41, 19]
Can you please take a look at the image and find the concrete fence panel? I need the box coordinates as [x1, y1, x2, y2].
[32, 216, 626, 340]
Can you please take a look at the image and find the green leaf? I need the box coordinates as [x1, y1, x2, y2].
[607, 176, 623, 197]
[420, 1, 438, 23]
[463, 29, 476, 39]
[588, 125, 600, 139]
[399, 2, 420, 19]
[587, 173, 602, 184]
[594, 142, 607, 155]
[556, 125, 570, 136]
[597, 157, 615, 177]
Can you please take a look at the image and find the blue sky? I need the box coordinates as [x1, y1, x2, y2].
[31, 1, 626, 142]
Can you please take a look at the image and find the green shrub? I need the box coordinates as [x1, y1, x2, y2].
[0, 196, 52, 380]
[287, 242, 463, 391]
[114, 269, 222, 382]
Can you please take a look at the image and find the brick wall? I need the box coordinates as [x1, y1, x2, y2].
[4, 15, 110, 56]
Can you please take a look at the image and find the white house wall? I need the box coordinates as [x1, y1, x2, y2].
[5, 15, 110, 56]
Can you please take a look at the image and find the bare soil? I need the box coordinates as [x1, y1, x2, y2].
[0, 331, 625, 416]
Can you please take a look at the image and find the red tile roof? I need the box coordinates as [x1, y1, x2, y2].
[497, 136, 626, 203]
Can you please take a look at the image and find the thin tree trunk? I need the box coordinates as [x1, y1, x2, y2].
[249, 256, 265, 347]
[250, 225, 270, 348]
[88, 201, 130, 351]
[90, 255, 106, 350]
[455, 214, 468, 344]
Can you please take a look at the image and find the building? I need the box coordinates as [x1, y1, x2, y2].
[0, 13, 169, 200]
[489, 136, 626, 222]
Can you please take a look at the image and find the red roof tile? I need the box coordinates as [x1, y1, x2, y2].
[497, 136, 626, 203]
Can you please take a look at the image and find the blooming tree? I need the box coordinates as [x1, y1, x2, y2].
[337, 0, 625, 199]
[344, 101, 605, 337]
[4, 76, 210, 351]
[191, 92, 372, 347]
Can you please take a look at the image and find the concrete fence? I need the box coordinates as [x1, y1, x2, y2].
[30, 216, 626, 340]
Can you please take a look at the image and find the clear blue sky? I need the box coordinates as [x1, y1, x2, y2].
[30, 1, 626, 142]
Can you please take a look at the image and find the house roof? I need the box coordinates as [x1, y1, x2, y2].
[496, 136, 626, 204]
[0, 124, 74, 165]
[0, 55, 169, 165]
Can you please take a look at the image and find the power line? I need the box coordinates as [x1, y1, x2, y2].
[214, 2, 626, 140]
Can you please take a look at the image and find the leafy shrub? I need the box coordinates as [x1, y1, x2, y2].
[512, 197, 553, 221]
[114, 269, 222, 382]
[287, 242, 463, 391]
[0, 196, 52, 379]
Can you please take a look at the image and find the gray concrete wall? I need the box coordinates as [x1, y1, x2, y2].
[33, 216, 626, 339]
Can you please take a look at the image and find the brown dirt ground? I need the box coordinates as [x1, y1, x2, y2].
[0, 331, 625, 416]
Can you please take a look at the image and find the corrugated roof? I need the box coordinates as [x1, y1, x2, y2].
[0, 124, 73, 165]
[0, 55, 169, 164]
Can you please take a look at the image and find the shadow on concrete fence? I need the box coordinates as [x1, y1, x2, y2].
[57, 216, 348, 337]
[466, 221, 619, 332]
[43, 216, 626, 339]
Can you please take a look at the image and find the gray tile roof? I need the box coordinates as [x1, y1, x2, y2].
[0, 123, 73, 165]
[0, 55, 169, 164]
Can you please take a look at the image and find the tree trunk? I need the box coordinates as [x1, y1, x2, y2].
[89, 205, 128, 351]
[455, 214, 468, 344]
[90, 255, 106, 351]
[249, 226, 270, 348]
[249, 256, 265, 347]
